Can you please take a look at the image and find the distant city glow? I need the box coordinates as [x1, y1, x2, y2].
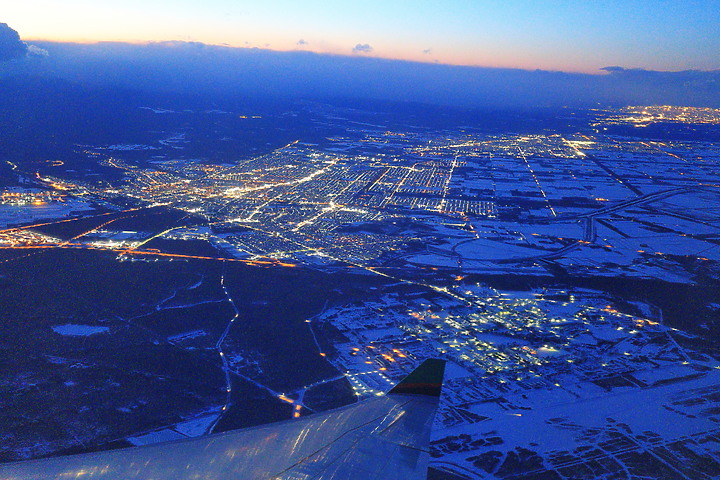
[5, 0, 720, 72]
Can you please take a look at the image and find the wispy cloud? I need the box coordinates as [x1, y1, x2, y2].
[352, 43, 373, 54]
[27, 45, 49, 57]
[297, 39, 308, 46]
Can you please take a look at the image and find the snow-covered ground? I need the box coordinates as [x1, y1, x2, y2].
[52, 324, 110, 336]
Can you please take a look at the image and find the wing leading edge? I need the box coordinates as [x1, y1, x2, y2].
[0, 359, 445, 480]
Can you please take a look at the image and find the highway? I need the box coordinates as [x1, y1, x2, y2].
[494, 185, 720, 266]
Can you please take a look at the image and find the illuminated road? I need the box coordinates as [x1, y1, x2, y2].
[566, 137, 643, 197]
[0, 208, 144, 264]
[290, 375, 346, 418]
[1, 213, 463, 311]
[517, 146, 557, 217]
[0, 241, 298, 271]
[305, 314, 327, 358]
[206, 264, 239, 434]
[438, 151, 459, 213]
[203, 262, 346, 427]
[224, 154, 340, 222]
[0, 207, 144, 235]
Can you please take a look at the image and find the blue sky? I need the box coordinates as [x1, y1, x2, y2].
[5, 0, 720, 72]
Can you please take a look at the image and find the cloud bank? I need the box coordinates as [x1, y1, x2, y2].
[0, 23, 28, 62]
[2, 40, 719, 109]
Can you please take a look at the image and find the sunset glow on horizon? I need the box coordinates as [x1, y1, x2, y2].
[5, 0, 720, 73]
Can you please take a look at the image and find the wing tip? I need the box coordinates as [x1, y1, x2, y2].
[387, 358, 446, 397]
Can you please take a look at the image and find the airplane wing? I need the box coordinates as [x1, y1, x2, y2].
[0, 359, 445, 480]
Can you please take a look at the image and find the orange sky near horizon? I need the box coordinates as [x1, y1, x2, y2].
[6, 0, 720, 74]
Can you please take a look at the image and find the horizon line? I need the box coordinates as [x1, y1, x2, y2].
[19, 37, 638, 76]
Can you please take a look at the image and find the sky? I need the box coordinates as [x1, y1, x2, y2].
[4, 0, 720, 73]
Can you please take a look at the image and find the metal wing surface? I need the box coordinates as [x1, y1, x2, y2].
[0, 359, 445, 480]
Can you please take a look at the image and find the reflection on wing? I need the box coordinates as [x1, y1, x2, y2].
[0, 359, 445, 480]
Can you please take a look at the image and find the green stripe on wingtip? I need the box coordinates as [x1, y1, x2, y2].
[388, 359, 446, 396]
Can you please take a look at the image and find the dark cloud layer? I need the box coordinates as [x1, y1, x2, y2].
[3, 41, 719, 109]
[0, 23, 28, 62]
[601, 66, 626, 73]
